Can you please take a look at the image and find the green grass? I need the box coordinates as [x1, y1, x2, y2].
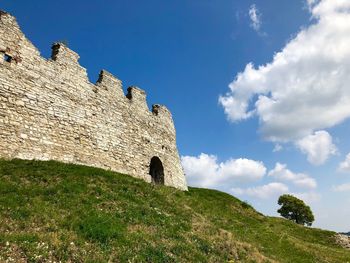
[0, 159, 349, 262]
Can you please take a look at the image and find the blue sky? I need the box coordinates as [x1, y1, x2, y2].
[3, 0, 350, 231]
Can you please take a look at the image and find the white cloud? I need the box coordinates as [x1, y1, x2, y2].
[338, 153, 350, 172]
[306, 0, 319, 10]
[307, 0, 317, 5]
[232, 182, 320, 203]
[232, 182, 288, 199]
[181, 153, 266, 188]
[268, 163, 317, 189]
[332, 183, 350, 192]
[295, 130, 337, 165]
[219, 0, 350, 142]
[273, 144, 283, 152]
[181, 153, 218, 188]
[291, 192, 321, 203]
[248, 4, 262, 32]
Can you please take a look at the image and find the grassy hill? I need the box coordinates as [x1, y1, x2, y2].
[0, 159, 349, 262]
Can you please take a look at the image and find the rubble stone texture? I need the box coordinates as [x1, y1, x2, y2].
[335, 234, 350, 250]
[0, 11, 187, 190]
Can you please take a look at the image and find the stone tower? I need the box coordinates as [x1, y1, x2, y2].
[0, 11, 187, 190]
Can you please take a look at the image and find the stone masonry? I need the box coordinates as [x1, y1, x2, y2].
[0, 11, 187, 190]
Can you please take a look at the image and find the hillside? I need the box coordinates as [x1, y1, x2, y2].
[0, 159, 349, 262]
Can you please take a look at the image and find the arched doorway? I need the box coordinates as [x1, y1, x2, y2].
[149, 156, 164, 185]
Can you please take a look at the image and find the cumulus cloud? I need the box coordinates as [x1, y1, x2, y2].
[268, 163, 317, 189]
[332, 183, 350, 192]
[338, 153, 350, 172]
[219, 0, 350, 142]
[295, 130, 337, 165]
[231, 182, 288, 199]
[291, 191, 321, 203]
[249, 4, 262, 32]
[232, 183, 320, 202]
[181, 153, 266, 188]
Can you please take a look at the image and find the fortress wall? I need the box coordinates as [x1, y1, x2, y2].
[0, 11, 187, 190]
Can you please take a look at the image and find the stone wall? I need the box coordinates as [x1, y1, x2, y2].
[0, 11, 187, 190]
[335, 234, 350, 249]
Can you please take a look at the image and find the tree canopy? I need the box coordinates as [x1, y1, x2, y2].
[277, 194, 314, 226]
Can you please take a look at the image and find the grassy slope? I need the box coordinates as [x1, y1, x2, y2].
[0, 159, 349, 263]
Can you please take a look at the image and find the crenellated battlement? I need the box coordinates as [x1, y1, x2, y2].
[51, 42, 80, 63]
[0, 10, 14, 23]
[0, 10, 187, 190]
[96, 69, 124, 98]
[126, 86, 149, 111]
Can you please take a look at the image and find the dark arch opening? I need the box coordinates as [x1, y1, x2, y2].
[149, 156, 164, 185]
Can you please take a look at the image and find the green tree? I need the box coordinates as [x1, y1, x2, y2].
[277, 194, 315, 226]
